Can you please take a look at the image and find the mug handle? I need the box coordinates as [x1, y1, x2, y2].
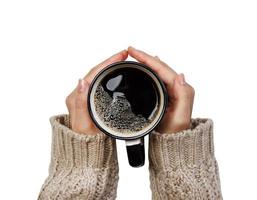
[125, 138, 145, 167]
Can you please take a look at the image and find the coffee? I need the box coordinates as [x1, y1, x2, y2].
[93, 67, 160, 134]
[88, 61, 167, 167]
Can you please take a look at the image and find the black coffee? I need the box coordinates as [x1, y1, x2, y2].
[94, 67, 160, 134]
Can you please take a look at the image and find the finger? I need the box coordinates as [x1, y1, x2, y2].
[171, 74, 194, 129]
[84, 49, 128, 82]
[67, 50, 128, 105]
[72, 79, 96, 134]
[155, 56, 160, 60]
[128, 46, 177, 85]
[66, 94, 74, 117]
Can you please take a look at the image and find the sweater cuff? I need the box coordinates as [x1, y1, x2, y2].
[49, 114, 118, 169]
[149, 118, 215, 171]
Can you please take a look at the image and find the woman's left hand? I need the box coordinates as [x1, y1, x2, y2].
[128, 47, 195, 133]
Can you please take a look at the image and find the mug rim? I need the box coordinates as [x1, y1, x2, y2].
[87, 60, 168, 141]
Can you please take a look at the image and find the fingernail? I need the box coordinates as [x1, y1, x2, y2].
[155, 56, 160, 60]
[78, 79, 85, 92]
[178, 73, 186, 85]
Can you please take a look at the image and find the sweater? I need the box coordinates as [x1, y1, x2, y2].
[38, 115, 222, 200]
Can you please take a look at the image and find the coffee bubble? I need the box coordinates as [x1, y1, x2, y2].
[94, 84, 152, 134]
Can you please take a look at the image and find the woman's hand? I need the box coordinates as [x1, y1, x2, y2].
[65, 50, 128, 135]
[128, 47, 195, 133]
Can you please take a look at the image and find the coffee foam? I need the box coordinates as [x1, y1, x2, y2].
[94, 84, 152, 134]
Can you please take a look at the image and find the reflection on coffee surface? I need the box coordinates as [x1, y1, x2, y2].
[94, 67, 160, 134]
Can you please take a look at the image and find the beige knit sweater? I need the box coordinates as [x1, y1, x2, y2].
[38, 115, 222, 200]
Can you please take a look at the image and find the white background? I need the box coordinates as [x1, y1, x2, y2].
[0, 0, 257, 199]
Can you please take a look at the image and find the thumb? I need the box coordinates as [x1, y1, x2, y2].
[72, 79, 98, 134]
[171, 74, 195, 130]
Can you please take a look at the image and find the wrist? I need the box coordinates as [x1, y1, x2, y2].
[50, 114, 118, 168]
[156, 119, 191, 134]
[150, 118, 215, 170]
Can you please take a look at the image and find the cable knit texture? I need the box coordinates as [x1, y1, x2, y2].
[38, 114, 119, 200]
[38, 115, 223, 200]
[149, 118, 223, 200]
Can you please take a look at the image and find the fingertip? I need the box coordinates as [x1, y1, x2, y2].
[128, 46, 139, 55]
[170, 74, 186, 97]
[110, 49, 128, 62]
[127, 46, 146, 62]
[128, 46, 135, 51]
[173, 74, 195, 102]
[77, 79, 85, 93]
[121, 49, 129, 59]
[177, 73, 186, 86]
[118, 49, 128, 55]
[127, 46, 134, 54]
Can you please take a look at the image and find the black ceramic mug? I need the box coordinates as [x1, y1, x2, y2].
[88, 61, 168, 167]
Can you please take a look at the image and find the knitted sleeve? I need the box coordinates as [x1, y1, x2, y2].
[38, 114, 119, 200]
[148, 118, 223, 200]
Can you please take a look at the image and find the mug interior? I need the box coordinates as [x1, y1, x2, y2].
[88, 61, 166, 140]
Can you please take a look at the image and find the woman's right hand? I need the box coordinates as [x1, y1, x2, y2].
[65, 50, 128, 135]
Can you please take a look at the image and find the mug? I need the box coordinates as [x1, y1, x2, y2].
[88, 61, 168, 167]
